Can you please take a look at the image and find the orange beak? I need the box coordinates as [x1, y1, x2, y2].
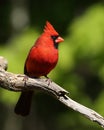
[55, 36, 64, 43]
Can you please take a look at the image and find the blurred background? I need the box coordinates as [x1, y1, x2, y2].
[0, 0, 104, 130]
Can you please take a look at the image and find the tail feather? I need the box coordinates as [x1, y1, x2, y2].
[14, 91, 34, 116]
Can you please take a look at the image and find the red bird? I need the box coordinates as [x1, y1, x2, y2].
[14, 21, 64, 116]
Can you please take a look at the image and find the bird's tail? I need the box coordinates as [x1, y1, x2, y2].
[14, 91, 34, 116]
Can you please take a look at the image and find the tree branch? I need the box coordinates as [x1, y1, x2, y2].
[0, 56, 104, 128]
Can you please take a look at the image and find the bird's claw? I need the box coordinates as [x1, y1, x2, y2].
[23, 75, 29, 86]
[45, 76, 52, 86]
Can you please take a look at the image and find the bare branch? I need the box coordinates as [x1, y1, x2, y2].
[0, 56, 104, 128]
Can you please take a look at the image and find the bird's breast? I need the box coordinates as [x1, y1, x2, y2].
[39, 47, 58, 63]
[26, 46, 58, 77]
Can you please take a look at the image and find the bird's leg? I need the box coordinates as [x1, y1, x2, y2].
[45, 75, 52, 86]
[23, 75, 29, 86]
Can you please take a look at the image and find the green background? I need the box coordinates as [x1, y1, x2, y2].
[0, 0, 104, 130]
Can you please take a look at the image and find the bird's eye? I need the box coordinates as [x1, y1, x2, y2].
[51, 35, 59, 41]
[51, 35, 59, 49]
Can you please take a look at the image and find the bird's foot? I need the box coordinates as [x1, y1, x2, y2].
[23, 75, 29, 86]
[45, 76, 52, 86]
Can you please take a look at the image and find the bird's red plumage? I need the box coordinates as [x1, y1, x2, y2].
[25, 35, 58, 77]
[44, 21, 59, 36]
[14, 21, 64, 116]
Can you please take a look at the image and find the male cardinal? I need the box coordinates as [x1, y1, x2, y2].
[14, 21, 64, 116]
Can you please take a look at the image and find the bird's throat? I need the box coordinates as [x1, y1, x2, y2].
[54, 42, 58, 49]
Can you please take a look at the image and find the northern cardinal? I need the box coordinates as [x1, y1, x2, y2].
[14, 21, 64, 116]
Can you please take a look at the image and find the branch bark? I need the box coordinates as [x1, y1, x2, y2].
[0, 56, 104, 128]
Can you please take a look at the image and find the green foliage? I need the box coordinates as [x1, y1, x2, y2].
[0, 3, 104, 130]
